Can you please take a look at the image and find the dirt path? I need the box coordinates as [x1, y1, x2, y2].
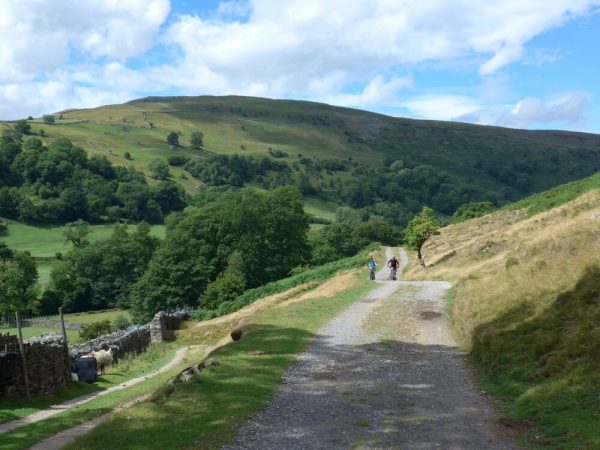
[225, 248, 516, 449]
[0, 345, 199, 437]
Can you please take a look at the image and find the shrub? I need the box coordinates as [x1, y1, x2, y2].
[42, 115, 55, 124]
[167, 155, 190, 166]
[112, 314, 131, 331]
[124, 152, 132, 160]
[200, 266, 246, 310]
[79, 320, 113, 341]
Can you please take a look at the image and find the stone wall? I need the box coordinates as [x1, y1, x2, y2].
[69, 311, 189, 358]
[149, 311, 189, 343]
[0, 311, 190, 398]
[69, 326, 150, 359]
[0, 335, 69, 397]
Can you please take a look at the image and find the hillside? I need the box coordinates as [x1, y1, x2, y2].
[7, 96, 600, 216]
[403, 176, 600, 448]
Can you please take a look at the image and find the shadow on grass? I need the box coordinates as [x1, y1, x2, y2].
[0, 382, 102, 425]
[470, 264, 600, 448]
[66, 322, 516, 450]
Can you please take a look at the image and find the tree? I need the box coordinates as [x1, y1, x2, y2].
[63, 219, 90, 247]
[148, 159, 170, 180]
[44, 223, 160, 313]
[351, 219, 402, 249]
[0, 252, 39, 314]
[166, 132, 179, 147]
[404, 206, 440, 266]
[42, 115, 55, 124]
[14, 120, 31, 135]
[0, 218, 7, 235]
[129, 186, 310, 321]
[200, 254, 246, 310]
[190, 131, 204, 149]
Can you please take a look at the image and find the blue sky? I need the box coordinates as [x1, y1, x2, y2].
[1, 0, 600, 132]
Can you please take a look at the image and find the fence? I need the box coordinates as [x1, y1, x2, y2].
[0, 310, 190, 398]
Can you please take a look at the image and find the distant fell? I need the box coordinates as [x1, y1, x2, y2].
[14, 95, 600, 211]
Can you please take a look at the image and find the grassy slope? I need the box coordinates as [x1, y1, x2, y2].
[403, 181, 600, 449]
[15, 95, 600, 200]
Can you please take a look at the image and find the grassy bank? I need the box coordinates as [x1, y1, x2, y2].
[194, 246, 382, 320]
[67, 275, 373, 449]
[404, 189, 600, 448]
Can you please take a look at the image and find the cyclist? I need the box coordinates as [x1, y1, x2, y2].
[368, 256, 377, 280]
[387, 255, 400, 280]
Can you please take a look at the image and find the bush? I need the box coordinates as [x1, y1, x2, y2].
[200, 266, 246, 310]
[112, 314, 131, 331]
[79, 320, 113, 341]
[167, 155, 190, 166]
[124, 152, 132, 160]
[42, 115, 55, 124]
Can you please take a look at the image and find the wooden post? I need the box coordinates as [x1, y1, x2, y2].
[59, 307, 72, 383]
[15, 311, 30, 398]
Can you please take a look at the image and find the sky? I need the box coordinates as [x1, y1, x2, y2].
[1, 0, 600, 132]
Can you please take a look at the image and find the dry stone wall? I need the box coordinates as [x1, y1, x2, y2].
[0, 335, 69, 397]
[0, 311, 190, 398]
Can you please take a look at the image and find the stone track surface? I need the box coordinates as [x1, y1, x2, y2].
[224, 248, 516, 450]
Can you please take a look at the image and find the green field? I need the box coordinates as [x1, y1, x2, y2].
[48, 309, 132, 324]
[0, 221, 165, 258]
[0, 310, 133, 343]
[0, 327, 81, 343]
[304, 196, 340, 220]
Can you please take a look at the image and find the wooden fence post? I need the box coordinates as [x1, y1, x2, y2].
[15, 311, 31, 398]
[59, 307, 72, 383]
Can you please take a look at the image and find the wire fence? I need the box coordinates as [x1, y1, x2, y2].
[0, 312, 64, 330]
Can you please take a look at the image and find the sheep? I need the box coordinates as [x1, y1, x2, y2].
[89, 346, 119, 375]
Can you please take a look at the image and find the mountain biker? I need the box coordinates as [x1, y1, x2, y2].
[387, 255, 400, 280]
[368, 256, 377, 280]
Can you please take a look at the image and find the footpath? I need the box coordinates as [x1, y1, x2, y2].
[225, 248, 516, 449]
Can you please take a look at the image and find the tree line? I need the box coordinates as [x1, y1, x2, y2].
[0, 130, 186, 224]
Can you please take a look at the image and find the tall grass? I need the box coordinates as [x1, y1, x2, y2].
[403, 189, 600, 448]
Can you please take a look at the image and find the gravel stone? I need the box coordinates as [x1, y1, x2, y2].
[224, 248, 517, 450]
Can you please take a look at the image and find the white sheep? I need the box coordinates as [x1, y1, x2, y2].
[89, 347, 118, 375]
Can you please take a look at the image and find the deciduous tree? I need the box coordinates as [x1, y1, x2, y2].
[404, 206, 440, 266]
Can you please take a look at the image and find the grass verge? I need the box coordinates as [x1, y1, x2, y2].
[65, 277, 374, 449]
[194, 245, 381, 320]
[471, 266, 600, 450]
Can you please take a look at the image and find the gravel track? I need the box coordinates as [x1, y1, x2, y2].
[224, 248, 516, 449]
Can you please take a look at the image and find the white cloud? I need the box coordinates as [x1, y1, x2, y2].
[500, 92, 589, 128]
[324, 75, 413, 108]
[404, 91, 590, 129]
[0, 0, 169, 82]
[0, 0, 598, 124]
[402, 95, 482, 121]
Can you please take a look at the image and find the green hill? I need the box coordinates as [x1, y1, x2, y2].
[3, 96, 600, 225]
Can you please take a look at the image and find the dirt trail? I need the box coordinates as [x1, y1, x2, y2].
[0, 346, 202, 437]
[225, 247, 517, 449]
